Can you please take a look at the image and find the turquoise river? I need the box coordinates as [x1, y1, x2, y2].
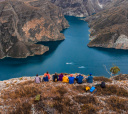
[0, 16, 128, 81]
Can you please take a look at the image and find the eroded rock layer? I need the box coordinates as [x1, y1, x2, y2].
[50, 0, 112, 17]
[85, 0, 128, 49]
[0, 0, 69, 58]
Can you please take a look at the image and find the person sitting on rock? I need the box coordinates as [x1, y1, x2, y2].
[35, 74, 41, 84]
[44, 71, 50, 79]
[62, 75, 69, 83]
[75, 74, 83, 84]
[43, 75, 49, 82]
[86, 73, 93, 83]
[53, 73, 58, 82]
[58, 73, 63, 81]
[68, 74, 75, 84]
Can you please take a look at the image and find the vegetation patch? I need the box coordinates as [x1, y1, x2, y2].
[73, 95, 98, 104]
[93, 76, 112, 82]
[56, 86, 68, 96]
[107, 96, 128, 113]
[73, 85, 85, 93]
[113, 74, 128, 80]
[81, 103, 99, 114]
[96, 85, 128, 97]
[9, 85, 41, 99]
[10, 102, 31, 114]
[53, 96, 74, 113]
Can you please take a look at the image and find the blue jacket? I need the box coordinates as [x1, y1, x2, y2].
[76, 75, 83, 84]
[86, 76, 93, 83]
[68, 77, 75, 84]
[43, 76, 49, 82]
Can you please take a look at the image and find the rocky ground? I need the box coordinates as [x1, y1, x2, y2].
[0, 74, 128, 114]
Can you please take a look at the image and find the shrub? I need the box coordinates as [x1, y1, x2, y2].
[81, 103, 98, 114]
[19, 77, 23, 80]
[56, 86, 68, 96]
[110, 65, 120, 75]
[96, 85, 128, 97]
[17, 80, 34, 86]
[73, 85, 85, 93]
[2, 84, 42, 100]
[107, 96, 128, 113]
[10, 102, 31, 114]
[113, 74, 128, 80]
[93, 76, 112, 82]
[53, 96, 73, 113]
[73, 95, 98, 104]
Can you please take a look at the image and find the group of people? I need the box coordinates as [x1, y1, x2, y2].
[35, 72, 93, 84]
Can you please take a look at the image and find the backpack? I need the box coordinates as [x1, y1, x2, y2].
[101, 82, 105, 88]
[90, 86, 95, 93]
[85, 86, 90, 91]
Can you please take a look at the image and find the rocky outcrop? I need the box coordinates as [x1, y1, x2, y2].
[50, 0, 113, 17]
[85, 0, 128, 49]
[0, 0, 69, 59]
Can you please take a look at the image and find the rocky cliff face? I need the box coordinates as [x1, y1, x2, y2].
[0, 0, 69, 59]
[85, 0, 128, 49]
[50, 0, 111, 17]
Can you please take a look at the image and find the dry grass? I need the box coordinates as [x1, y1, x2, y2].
[113, 74, 128, 80]
[96, 85, 128, 97]
[53, 96, 75, 113]
[1, 81, 42, 113]
[81, 103, 99, 114]
[17, 80, 34, 86]
[73, 85, 85, 93]
[107, 96, 128, 113]
[73, 95, 98, 104]
[55, 86, 68, 96]
[2, 84, 42, 100]
[10, 102, 31, 114]
[1, 78, 128, 114]
[93, 76, 112, 82]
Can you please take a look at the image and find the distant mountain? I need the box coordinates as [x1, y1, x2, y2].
[0, 0, 69, 59]
[50, 0, 112, 17]
[85, 0, 128, 49]
[51, 0, 128, 50]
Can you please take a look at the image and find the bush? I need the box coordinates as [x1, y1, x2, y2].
[10, 102, 31, 114]
[107, 96, 128, 113]
[110, 65, 120, 75]
[93, 76, 112, 82]
[73, 85, 85, 93]
[53, 97, 73, 113]
[56, 86, 68, 96]
[113, 74, 128, 80]
[11, 85, 42, 98]
[73, 95, 98, 104]
[2, 84, 42, 100]
[81, 103, 98, 114]
[96, 85, 128, 97]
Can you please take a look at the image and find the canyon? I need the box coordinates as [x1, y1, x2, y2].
[0, 0, 68, 58]
[0, 0, 128, 59]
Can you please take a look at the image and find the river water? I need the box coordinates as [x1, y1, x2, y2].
[0, 16, 128, 81]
